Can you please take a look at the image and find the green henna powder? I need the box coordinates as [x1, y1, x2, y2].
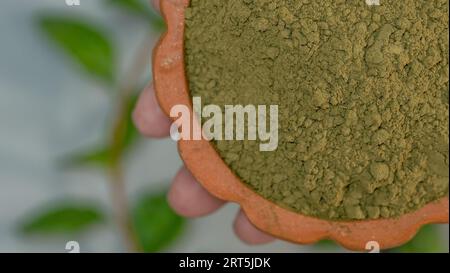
[184, 0, 449, 220]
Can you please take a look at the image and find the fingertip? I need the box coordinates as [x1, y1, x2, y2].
[168, 167, 225, 218]
[133, 84, 171, 138]
[233, 210, 275, 245]
[151, 0, 160, 13]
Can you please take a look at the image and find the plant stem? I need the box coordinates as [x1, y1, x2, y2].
[108, 34, 154, 252]
[108, 162, 140, 252]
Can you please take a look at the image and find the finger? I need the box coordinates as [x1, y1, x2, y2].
[133, 84, 171, 138]
[150, 0, 160, 13]
[168, 167, 226, 218]
[233, 210, 275, 245]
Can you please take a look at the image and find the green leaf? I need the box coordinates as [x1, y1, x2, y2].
[106, 0, 166, 31]
[38, 15, 115, 82]
[62, 95, 140, 168]
[123, 94, 140, 148]
[390, 225, 447, 253]
[63, 147, 111, 167]
[20, 204, 104, 235]
[133, 191, 186, 252]
[107, 0, 147, 14]
[315, 240, 340, 251]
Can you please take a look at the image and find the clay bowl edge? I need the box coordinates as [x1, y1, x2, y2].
[152, 0, 449, 251]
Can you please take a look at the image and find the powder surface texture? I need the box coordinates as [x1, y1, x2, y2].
[184, 0, 449, 220]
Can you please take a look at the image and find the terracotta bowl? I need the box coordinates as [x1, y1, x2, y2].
[152, 0, 449, 250]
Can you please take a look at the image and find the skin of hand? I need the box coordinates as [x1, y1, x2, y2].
[132, 0, 275, 245]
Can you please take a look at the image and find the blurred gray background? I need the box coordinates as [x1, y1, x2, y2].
[0, 0, 448, 253]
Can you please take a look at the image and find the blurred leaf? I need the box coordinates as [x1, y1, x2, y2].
[106, 0, 148, 14]
[63, 147, 111, 167]
[123, 94, 140, 148]
[62, 95, 140, 168]
[133, 191, 185, 252]
[389, 225, 446, 253]
[20, 204, 104, 235]
[38, 15, 115, 82]
[106, 0, 166, 31]
[315, 239, 340, 252]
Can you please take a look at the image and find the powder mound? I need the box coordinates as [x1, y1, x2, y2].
[184, 0, 449, 220]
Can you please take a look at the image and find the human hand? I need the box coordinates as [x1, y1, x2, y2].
[133, 0, 275, 244]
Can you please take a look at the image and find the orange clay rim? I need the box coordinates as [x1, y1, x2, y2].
[152, 0, 449, 251]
